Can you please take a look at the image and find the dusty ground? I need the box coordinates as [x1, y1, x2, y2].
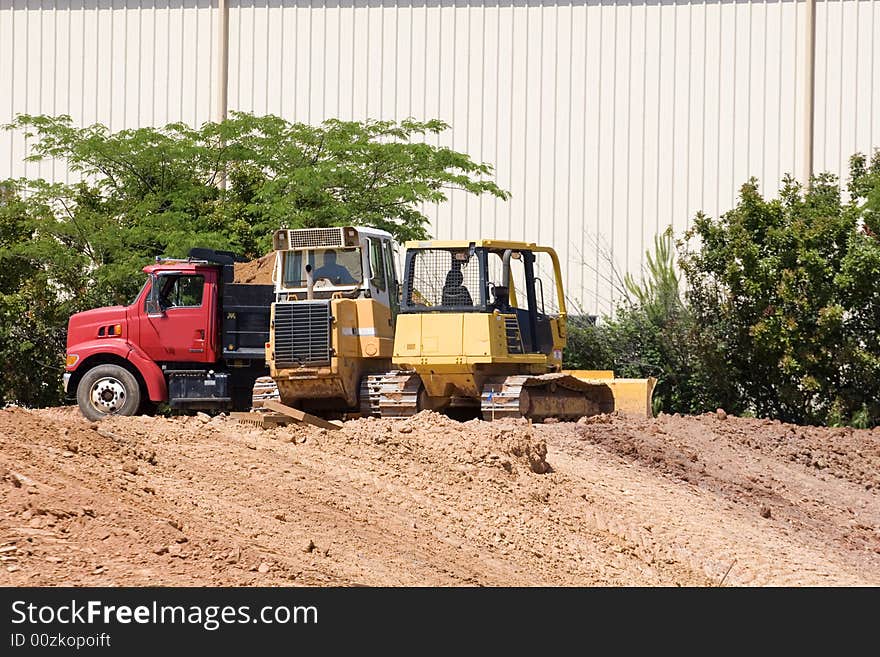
[0, 406, 877, 586]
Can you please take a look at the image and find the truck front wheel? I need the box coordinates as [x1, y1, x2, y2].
[77, 364, 142, 421]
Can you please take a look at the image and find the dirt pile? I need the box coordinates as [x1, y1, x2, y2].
[233, 253, 275, 285]
[550, 412, 879, 584]
[338, 413, 551, 475]
[1, 406, 877, 586]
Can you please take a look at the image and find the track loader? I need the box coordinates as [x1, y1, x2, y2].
[262, 226, 399, 413]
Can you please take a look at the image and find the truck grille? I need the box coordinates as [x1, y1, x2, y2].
[273, 302, 331, 367]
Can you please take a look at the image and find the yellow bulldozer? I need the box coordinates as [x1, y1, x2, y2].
[259, 227, 655, 422]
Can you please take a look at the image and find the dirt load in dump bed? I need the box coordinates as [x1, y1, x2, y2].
[1, 406, 877, 586]
[233, 253, 274, 285]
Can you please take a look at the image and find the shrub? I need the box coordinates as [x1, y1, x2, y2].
[567, 152, 880, 427]
[680, 154, 880, 426]
[566, 231, 739, 416]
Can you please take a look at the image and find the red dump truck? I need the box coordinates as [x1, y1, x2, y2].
[63, 249, 273, 420]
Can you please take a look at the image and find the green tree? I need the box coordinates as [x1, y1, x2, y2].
[0, 183, 70, 406]
[0, 113, 508, 407]
[680, 153, 880, 426]
[7, 114, 508, 252]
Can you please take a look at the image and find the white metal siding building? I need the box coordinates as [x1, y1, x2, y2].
[1, 0, 879, 314]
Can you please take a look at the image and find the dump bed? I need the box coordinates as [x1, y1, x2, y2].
[221, 283, 274, 361]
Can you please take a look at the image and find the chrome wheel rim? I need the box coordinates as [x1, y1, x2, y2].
[89, 376, 126, 414]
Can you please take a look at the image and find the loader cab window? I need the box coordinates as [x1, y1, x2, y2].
[314, 250, 357, 285]
[368, 238, 387, 292]
[383, 240, 400, 315]
[281, 248, 363, 289]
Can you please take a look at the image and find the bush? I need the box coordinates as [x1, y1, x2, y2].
[565, 231, 738, 416]
[566, 152, 880, 427]
[681, 153, 880, 426]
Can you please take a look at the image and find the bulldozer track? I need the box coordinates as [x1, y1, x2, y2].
[251, 376, 280, 408]
[267, 371, 618, 422]
[359, 371, 423, 418]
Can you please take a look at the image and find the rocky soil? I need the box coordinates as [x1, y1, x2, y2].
[1, 406, 877, 586]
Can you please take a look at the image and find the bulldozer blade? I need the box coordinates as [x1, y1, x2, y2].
[607, 378, 657, 417]
[563, 370, 657, 417]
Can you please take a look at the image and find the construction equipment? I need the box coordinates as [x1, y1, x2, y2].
[264, 226, 399, 415]
[364, 240, 656, 420]
[263, 234, 655, 421]
[64, 248, 274, 421]
[65, 226, 652, 424]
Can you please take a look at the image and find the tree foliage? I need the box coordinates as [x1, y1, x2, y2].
[0, 113, 508, 406]
[681, 153, 880, 426]
[567, 152, 880, 427]
[0, 183, 71, 406]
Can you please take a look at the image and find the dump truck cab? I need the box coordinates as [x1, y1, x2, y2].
[267, 226, 399, 411]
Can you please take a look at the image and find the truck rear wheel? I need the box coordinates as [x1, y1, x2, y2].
[77, 364, 142, 421]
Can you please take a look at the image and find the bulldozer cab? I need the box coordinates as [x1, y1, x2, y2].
[272, 227, 399, 314]
[400, 240, 566, 363]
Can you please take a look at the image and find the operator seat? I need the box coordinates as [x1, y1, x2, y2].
[441, 269, 473, 306]
[489, 285, 509, 311]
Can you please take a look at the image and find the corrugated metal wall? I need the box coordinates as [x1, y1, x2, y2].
[2, 1, 879, 314]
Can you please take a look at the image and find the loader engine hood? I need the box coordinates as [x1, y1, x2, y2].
[67, 306, 129, 349]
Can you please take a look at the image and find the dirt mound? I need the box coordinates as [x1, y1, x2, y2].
[569, 412, 879, 493]
[548, 412, 879, 583]
[233, 253, 275, 285]
[1, 405, 877, 586]
[336, 412, 551, 475]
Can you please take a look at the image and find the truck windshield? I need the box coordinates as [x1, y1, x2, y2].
[129, 278, 149, 306]
[282, 248, 363, 288]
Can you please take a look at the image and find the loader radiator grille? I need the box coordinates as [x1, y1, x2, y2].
[504, 316, 524, 354]
[273, 302, 331, 367]
[287, 227, 344, 249]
